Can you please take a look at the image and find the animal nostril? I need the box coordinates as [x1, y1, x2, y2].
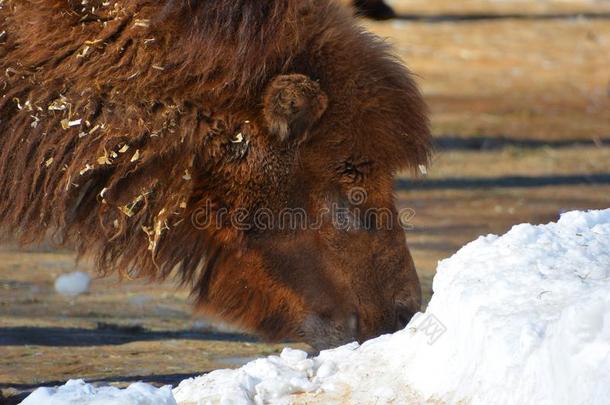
[348, 312, 360, 337]
[395, 306, 415, 331]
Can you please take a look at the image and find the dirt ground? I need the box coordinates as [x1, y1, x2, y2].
[2, 1, 609, 402]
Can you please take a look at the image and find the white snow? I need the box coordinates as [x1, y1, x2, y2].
[22, 209, 610, 405]
[20, 379, 176, 405]
[54, 271, 91, 296]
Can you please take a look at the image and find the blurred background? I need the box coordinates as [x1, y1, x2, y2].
[2, 0, 609, 401]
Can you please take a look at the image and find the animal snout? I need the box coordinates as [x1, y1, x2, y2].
[350, 305, 416, 343]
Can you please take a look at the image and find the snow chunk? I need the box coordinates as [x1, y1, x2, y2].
[54, 271, 91, 296]
[20, 379, 177, 405]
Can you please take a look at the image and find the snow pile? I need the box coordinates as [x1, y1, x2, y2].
[22, 209, 610, 405]
[20, 379, 176, 405]
[54, 271, 91, 296]
[396, 208, 610, 405]
[174, 209, 610, 405]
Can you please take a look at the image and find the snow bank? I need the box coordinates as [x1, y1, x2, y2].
[21, 209, 610, 405]
[54, 271, 91, 296]
[397, 209, 610, 405]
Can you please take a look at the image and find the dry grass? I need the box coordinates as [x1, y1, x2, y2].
[368, 18, 610, 139]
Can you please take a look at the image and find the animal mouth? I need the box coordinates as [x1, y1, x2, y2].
[297, 314, 359, 350]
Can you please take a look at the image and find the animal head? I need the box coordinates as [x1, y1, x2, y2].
[0, 0, 431, 349]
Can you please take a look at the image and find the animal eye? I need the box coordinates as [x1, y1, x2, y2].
[223, 123, 252, 162]
[338, 159, 372, 182]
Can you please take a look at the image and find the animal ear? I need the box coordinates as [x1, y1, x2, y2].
[263, 74, 328, 142]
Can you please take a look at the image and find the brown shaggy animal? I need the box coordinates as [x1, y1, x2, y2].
[0, 0, 431, 349]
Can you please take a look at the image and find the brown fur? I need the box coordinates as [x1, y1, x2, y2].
[0, 0, 431, 348]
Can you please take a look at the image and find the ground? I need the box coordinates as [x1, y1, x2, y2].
[1, 1, 609, 402]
